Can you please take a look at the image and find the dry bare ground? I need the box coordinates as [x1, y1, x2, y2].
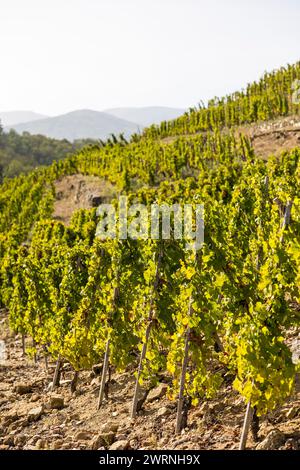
[53, 174, 116, 225]
[0, 312, 299, 451]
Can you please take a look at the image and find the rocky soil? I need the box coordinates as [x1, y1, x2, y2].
[0, 313, 299, 452]
[53, 174, 116, 225]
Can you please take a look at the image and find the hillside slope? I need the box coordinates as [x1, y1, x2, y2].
[0, 61, 300, 452]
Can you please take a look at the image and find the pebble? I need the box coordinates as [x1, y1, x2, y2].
[256, 429, 285, 450]
[75, 430, 93, 441]
[90, 432, 115, 449]
[286, 406, 299, 419]
[157, 406, 169, 417]
[27, 405, 44, 422]
[101, 422, 119, 433]
[49, 395, 64, 410]
[147, 383, 168, 403]
[109, 440, 129, 450]
[14, 383, 32, 395]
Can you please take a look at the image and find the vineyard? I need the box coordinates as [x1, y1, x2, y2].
[0, 62, 300, 451]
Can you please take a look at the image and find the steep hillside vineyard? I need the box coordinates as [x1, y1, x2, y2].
[0, 63, 299, 447]
[143, 62, 300, 138]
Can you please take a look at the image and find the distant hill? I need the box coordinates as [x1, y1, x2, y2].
[0, 128, 93, 178]
[104, 106, 185, 127]
[0, 111, 48, 127]
[5, 110, 140, 141]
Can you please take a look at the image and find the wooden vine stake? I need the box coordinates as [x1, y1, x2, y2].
[239, 401, 254, 450]
[32, 338, 37, 364]
[131, 250, 162, 419]
[175, 297, 193, 434]
[44, 354, 48, 372]
[280, 200, 292, 243]
[239, 197, 293, 450]
[52, 355, 62, 389]
[21, 334, 26, 357]
[71, 370, 79, 393]
[97, 339, 110, 409]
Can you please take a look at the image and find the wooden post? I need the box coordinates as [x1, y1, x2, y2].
[280, 200, 293, 243]
[21, 334, 26, 357]
[44, 355, 48, 372]
[42, 345, 48, 371]
[71, 370, 79, 394]
[176, 326, 191, 434]
[32, 339, 37, 364]
[130, 321, 152, 418]
[52, 355, 62, 389]
[239, 401, 254, 450]
[97, 340, 110, 409]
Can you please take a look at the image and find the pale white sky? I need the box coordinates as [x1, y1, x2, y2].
[1, 0, 299, 115]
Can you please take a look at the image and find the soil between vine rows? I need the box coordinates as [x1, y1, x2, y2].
[0, 312, 299, 451]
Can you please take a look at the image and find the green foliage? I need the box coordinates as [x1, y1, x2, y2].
[0, 128, 95, 178]
[0, 62, 299, 419]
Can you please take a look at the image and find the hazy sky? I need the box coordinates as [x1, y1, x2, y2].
[1, 0, 300, 115]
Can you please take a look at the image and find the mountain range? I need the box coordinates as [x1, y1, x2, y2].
[2, 107, 185, 141]
[0, 111, 47, 127]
